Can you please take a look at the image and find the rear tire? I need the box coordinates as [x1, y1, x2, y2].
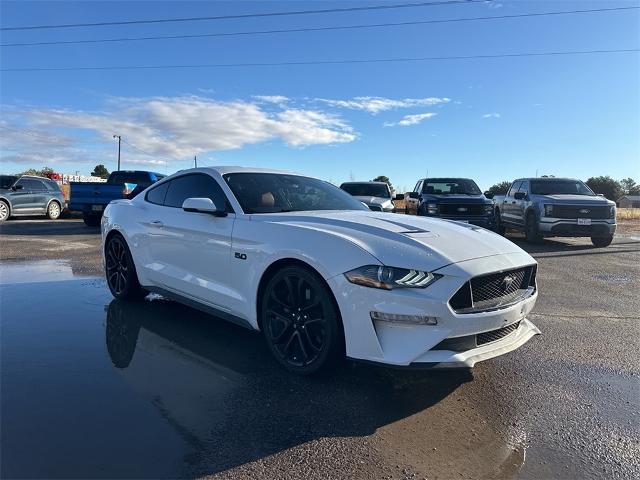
[46, 201, 62, 220]
[591, 235, 613, 248]
[83, 212, 101, 227]
[0, 200, 9, 223]
[105, 234, 147, 300]
[525, 212, 543, 243]
[260, 265, 344, 375]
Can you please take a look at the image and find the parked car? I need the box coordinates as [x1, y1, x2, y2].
[69, 170, 164, 226]
[339, 181, 395, 212]
[0, 174, 65, 222]
[407, 178, 495, 228]
[102, 166, 539, 375]
[493, 177, 616, 247]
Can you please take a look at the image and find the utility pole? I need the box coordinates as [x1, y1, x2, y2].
[194, 155, 197, 168]
[113, 135, 122, 171]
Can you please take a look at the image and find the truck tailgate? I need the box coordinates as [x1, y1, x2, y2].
[68, 183, 124, 211]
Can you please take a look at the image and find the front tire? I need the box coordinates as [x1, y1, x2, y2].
[105, 234, 147, 300]
[46, 201, 62, 220]
[260, 265, 344, 375]
[525, 212, 543, 243]
[0, 200, 9, 223]
[591, 235, 613, 248]
[494, 209, 506, 235]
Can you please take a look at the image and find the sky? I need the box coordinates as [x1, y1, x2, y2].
[0, 0, 639, 192]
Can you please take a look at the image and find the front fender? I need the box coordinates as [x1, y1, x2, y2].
[229, 218, 380, 328]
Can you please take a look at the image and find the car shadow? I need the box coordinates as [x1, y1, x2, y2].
[105, 298, 470, 477]
[0, 218, 99, 235]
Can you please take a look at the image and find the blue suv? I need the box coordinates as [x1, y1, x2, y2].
[0, 175, 66, 222]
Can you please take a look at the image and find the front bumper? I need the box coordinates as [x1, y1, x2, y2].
[428, 215, 495, 229]
[327, 251, 539, 367]
[539, 218, 616, 237]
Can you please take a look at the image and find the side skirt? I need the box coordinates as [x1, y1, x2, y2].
[145, 285, 256, 331]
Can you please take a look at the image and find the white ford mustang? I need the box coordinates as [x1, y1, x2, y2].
[102, 166, 540, 374]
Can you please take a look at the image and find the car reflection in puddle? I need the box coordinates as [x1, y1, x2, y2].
[1, 276, 522, 479]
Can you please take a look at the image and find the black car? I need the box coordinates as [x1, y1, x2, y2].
[407, 177, 495, 229]
[0, 175, 66, 222]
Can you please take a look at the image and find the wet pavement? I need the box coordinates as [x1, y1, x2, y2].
[1, 220, 639, 479]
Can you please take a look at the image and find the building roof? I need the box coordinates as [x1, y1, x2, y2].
[619, 195, 640, 201]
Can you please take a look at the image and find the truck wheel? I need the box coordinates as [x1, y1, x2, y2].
[0, 200, 9, 223]
[46, 201, 62, 220]
[525, 212, 543, 243]
[83, 212, 101, 227]
[591, 235, 613, 248]
[494, 209, 506, 235]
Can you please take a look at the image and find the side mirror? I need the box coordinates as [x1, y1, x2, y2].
[597, 193, 604, 197]
[484, 191, 494, 199]
[12, 184, 23, 191]
[394, 193, 405, 201]
[182, 197, 226, 217]
[408, 192, 420, 199]
[514, 192, 526, 200]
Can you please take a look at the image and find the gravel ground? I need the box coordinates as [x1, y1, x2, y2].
[1, 219, 638, 479]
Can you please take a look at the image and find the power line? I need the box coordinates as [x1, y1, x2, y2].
[2, 6, 636, 48]
[0, 0, 484, 31]
[2, 48, 638, 72]
[121, 139, 171, 164]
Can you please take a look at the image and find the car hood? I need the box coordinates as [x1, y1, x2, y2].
[253, 210, 528, 271]
[537, 194, 613, 204]
[352, 195, 392, 206]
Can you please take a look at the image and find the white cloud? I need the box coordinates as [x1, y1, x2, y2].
[384, 112, 437, 127]
[253, 95, 290, 104]
[1, 96, 355, 168]
[316, 96, 450, 114]
[482, 112, 501, 118]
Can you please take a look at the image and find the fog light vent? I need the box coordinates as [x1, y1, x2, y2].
[370, 311, 437, 325]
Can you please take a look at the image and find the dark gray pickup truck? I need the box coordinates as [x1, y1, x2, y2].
[493, 177, 616, 247]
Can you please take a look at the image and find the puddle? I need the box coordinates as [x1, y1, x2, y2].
[0, 259, 89, 284]
[593, 273, 635, 284]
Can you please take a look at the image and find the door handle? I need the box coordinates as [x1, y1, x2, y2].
[150, 220, 164, 228]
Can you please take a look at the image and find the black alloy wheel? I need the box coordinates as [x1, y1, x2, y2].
[261, 266, 343, 374]
[105, 235, 147, 300]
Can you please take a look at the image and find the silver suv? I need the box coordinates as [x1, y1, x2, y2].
[0, 175, 66, 222]
[494, 177, 616, 247]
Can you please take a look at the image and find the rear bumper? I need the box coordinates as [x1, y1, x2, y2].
[539, 219, 616, 237]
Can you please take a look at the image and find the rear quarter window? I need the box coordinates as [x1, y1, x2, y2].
[145, 182, 169, 205]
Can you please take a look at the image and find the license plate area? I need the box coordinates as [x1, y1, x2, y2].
[577, 218, 591, 226]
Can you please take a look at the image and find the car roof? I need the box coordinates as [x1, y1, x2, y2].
[340, 181, 388, 185]
[420, 177, 475, 182]
[515, 177, 581, 182]
[176, 166, 303, 177]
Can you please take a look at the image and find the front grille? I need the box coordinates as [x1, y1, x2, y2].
[433, 321, 522, 351]
[449, 266, 536, 313]
[477, 321, 521, 346]
[552, 205, 610, 219]
[439, 204, 485, 216]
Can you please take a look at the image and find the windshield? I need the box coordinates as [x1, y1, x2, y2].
[530, 180, 594, 196]
[224, 173, 369, 214]
[0, 175, 18, 189]
[340, 183, 390, 198]
[422, 179, 481, 195]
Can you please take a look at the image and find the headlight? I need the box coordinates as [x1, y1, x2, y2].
[544, 204, 554, 217]
[344, 265, 441, 290]
[484, 204, 493, 214]
[427, 203, 438, 214]
[610, 205, 616, 219]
